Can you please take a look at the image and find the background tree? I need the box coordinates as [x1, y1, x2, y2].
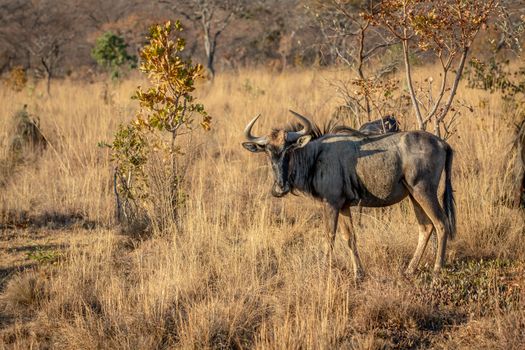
[13, 0, 79, 95]
[161, 0, 244, 79]
[28, 33, 71, 96]
[91, 31, 137, 79]
[80, 0, 141, 31]
[372, 0, 497, 136]
[190, 0, 244, 79]
[492, 1, 525, 54]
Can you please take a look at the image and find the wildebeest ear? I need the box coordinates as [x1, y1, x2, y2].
[294, 135, 311, 149]
[242, 142, 265, 153]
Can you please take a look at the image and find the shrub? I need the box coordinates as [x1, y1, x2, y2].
[3, 66, 27, 92]
[466, 57, 525, 100]
[104, 21, 210, 235]
[0, 105, 47, 187]
[8, 105, 47, 158]
[1, 271, 50, 316]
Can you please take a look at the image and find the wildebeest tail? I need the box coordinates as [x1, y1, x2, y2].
[443, 144, 456, 240]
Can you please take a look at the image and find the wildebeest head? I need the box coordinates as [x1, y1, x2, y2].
[242, 110, 313, 197]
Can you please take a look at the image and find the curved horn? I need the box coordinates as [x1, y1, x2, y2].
[244, 114, 268, 145]
[287, 110, 312, 142]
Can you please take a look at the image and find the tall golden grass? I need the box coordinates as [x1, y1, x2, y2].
[0, 67, 524, 349]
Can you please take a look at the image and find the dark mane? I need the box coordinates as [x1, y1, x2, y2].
[285, 119, 367, 140]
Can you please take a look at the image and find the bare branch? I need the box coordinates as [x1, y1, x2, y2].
[437, 47, 469, 122]
[362, 40, 397, 60]
[423, 55, 453, 124]
[334, 47, 355, 67]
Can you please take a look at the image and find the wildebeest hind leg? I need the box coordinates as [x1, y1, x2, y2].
[410, 188, 449, 273]
[406, 196, 434, 275]
[341, 208, 365, 281]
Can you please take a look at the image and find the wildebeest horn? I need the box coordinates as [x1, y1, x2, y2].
[244, 114, 268, 145]
[287, 110, 312, 142]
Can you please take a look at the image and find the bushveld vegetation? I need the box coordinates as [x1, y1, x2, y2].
[1, 63, 524, 348]
[1, 1, 525, 349]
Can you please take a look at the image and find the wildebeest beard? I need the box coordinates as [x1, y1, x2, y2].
[287, 145, 318, 197]
[271, 152, 291, 197]
[287, 142, 364, 202]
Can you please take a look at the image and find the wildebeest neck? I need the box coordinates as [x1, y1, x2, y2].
[288, 142, 321, 197]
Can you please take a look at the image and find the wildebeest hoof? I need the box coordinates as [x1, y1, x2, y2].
[354, 270, 365, 283]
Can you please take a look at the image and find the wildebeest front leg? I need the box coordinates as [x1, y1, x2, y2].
[323, 204, 339, 257]
[341, 208, 365, 281]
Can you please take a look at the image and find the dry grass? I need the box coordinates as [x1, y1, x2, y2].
[0, 67, 524, 349]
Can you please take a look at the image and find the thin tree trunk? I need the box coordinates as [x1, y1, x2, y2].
[42, 58, 52, 96]
[114, 167, 121, 222]
[433, 117, 441, 138]
[438, 48, 469, 121]
[207, 46, 215, 79]
[171, 130, 182, 233]
[202, 22, 215, 79]
[402, 37, 424, 130]
[46, 72, 51, 96]
[357, 26, 371, 121]
[401, 2, 423, 130]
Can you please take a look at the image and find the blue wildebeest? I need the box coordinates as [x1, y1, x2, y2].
[242, 111, 456, 280]
[359, 115, 400, 135]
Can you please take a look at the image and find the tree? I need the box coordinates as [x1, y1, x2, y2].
[9, 0, 80, 95]
[106, 21, 210, 232]
[162, 0, 243, 79]
[29, 34, 70, 95]
[91, 31, 137, 79]
[493, 1, 525, 54]
[308, 0, 400, 123]
[0, 1, 34, 72]
[372, 0, 497, 136]
[80, 0, 141, 30]
[191, 0, 244, 79]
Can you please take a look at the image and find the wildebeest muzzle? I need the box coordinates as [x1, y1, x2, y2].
[271, 182, 290, 197]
